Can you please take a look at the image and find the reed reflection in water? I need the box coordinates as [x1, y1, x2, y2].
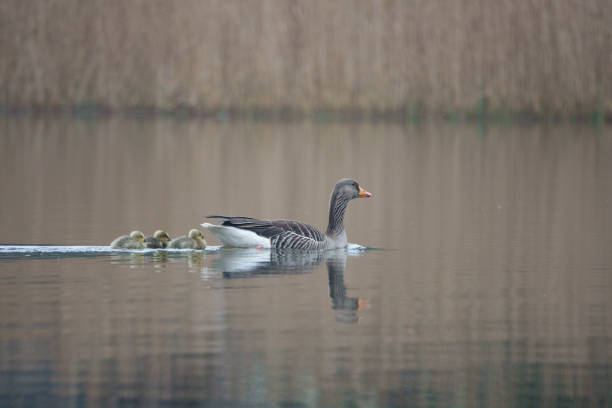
[0, 117, 611, 407]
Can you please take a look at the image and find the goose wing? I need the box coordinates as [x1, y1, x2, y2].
[270, 230, 326, 250]
[206, 215, 326, 249]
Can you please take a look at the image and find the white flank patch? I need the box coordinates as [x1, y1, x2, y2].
[201, 223, 271, 248]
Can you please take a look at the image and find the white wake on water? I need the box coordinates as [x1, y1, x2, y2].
[0, 243, 366, 254]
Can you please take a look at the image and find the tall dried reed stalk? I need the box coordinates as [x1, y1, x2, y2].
[0, 0, 609, 117]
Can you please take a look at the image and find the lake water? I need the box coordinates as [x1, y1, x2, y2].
[0, 117, 611, 407]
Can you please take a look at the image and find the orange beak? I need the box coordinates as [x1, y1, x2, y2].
[358, 186, 372, 198]
[357, 298, 368, 309]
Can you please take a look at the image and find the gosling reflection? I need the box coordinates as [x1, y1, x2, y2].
[109, 250, 204, 271]
[187, 252, 204, 268]
[109, 251, 148, 266]
[326, 250, 365, 324]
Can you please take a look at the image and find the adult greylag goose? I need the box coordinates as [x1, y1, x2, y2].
[110, 231, 146, 249]
[168, 229, 207, 249]
[202, 178, 372, 250]
[144, 230, 172, 248]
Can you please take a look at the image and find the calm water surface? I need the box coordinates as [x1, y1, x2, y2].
[0, 118, 611, 407]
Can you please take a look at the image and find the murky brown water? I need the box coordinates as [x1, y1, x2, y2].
[1, 117, 611, 407]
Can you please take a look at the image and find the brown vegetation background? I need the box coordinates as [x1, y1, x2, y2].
[0, 0, 610, 117]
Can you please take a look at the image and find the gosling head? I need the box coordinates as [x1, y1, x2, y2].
[153, 230, 171, 244]
[130, 231, 145, 244]
[188, 229, 204, 241]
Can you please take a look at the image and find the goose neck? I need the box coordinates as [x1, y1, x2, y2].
[326, 193, 349, 236]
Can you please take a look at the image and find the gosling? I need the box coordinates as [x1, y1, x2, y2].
[168, 229, 206, 250]
[110, 231, 146, 249]
[144, 230, 172, 248]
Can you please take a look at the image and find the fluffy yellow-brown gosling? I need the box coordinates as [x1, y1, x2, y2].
[168, 229, 206, 249]
[144, 230, 171, 248]
[110, 231, 146, 249]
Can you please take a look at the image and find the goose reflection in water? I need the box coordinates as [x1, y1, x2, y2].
[215, 248, 324, 277]
[214, 248, 365, 323]
[326, 250, 366, 324]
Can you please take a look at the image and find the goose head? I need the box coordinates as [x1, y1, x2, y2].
[333, 178, 372, 201]
[130, 231, 145, 244]
[326, 179, 372, 237]
[153, 230, 171, 244]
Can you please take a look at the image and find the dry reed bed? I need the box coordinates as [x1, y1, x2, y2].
[0, 0, 610, 117]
